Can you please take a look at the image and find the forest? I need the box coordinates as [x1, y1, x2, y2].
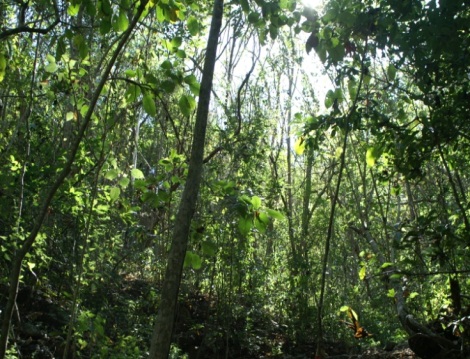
[0, 0, 469, 358]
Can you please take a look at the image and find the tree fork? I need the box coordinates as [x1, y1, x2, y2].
[148, 0, 224, 358]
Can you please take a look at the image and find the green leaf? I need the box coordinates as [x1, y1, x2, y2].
[258, 211, 269, 224]
[381, 262, 393, 269]
[100, 18, 112, 34]
[109, 187, 121, 202]
[238, 216, 252, 236]
[171, 36, 182, 50]
[248, 12, 260, 23]
[348, 79, 357, 99]
[27, 262, 36, 271]
[184, 74, 200, 96]
[387, 64, 397, 81]
[254, 217, 267, 233]
[202, 241, 217, 256]
[387, 288, 396, 298]
[178, 94, 196, 117]
[125, 84, 141, 102]
[187, 16, 200, 36]
[240, 0, 250, 12]
[118, 177, 130, 188]
[113, 10, 129, 32]
[67, 3, 81, 16]
[45, 61, 58, 73]
[100, 0, 112, 16]
[105, 169, 120, 180]
[0, 53, 6, 82]
[124, 69, 137, 77]
[325, 90, 335, 108]
[366, 146, 381, 167]
[143, 92, 156, 117]
[73, 34, 89, 59]
[66, 112, 75, 121]
[294, 136, 305, 155]
[251, 196, 262, 210]
[409, 292, 419, 299]
[359, 265, 366, 280]
[328, 42, 345, 63]
[161, 80, 176, 93]
[131, 168, 145, 179]
[266, 208, 284, 220]
[184, 251, 202, 270]
[269, 23, 278, 40]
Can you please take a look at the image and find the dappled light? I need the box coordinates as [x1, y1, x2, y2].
[0, 0, 469, 358]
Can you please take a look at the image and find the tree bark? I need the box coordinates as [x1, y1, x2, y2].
[148, 1, 224, 358]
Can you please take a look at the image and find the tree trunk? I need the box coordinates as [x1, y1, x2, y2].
[148, 1, 224, 358]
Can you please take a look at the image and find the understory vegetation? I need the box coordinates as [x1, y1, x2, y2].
[0, 0, 469, 358]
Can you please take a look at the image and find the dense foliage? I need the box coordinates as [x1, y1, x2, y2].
[0, 0, 469, 358]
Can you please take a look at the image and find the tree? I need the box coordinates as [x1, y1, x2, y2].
[0, 1, 151, 356]
[148, 0, 224, 357]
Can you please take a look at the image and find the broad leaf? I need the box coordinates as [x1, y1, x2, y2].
[294, 136, 305, 155]
[366, 146, 381, 167]
[131, 168, 145, 179]
[266, 208, 285, 220]
[143, 92, 156, 117]
[251, 195, 262, 210]
[109, 187, 121, 202]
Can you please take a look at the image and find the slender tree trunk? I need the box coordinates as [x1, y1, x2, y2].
[0, 4, 148, 356]
[148, 1, 224, 357]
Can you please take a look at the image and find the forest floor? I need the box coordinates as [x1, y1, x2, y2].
[0, 279, 425, 358]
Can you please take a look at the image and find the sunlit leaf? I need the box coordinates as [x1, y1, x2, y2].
[131, 168, 145, 179]
[387, 288, 396, 298]
[251, 196, 262, 210]
[113, 10, 129, 32]
[45, 61, 58, 73]
[184, 251, 202, 270]
[266, 208, 285, 220]
[294, 136, 305, 155]
[359, 265, 366, 280]
[0, 54, 7, 82]
[366, 146, 381, 167]
[67, 3, 81, 16]
[124, 69, 137, 77]
[258, 211, 269, 224]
